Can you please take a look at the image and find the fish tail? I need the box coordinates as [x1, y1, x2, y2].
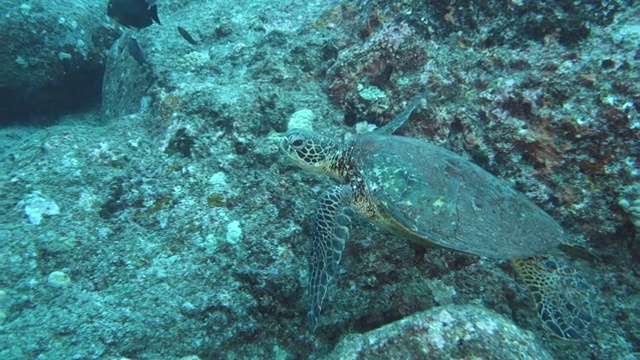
[149, 5, 161, 25]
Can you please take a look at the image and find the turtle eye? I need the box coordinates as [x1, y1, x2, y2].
[291, 138, 304, 148]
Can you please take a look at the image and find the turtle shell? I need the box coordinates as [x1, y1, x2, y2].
[352, 134, 563, 259]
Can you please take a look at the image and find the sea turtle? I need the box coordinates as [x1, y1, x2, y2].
[280, 94, 594, 340]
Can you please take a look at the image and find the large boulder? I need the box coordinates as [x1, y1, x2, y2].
[325, 305, 553, 360]
[0, 0, 116, 124]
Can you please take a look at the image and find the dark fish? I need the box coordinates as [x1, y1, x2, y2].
[177, 26, 198, 45]
[107, 0, 161, 29]
[127, 38, 147, 65]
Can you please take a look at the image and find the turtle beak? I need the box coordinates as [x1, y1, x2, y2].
[280, 135, 299, 163]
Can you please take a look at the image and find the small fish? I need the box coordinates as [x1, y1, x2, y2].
[107, 0, 161, 29]
[127, 38, 147, 66]
[177, 26, 198, 45]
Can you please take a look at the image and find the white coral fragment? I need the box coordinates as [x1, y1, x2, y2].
[619, 198, 640, 228]
[19, 192, 61, 225]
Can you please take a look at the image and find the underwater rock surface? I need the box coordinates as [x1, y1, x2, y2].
[0, 0, 116, 124]
[325, 305, 553, 360]
[1, 0, 639, 359]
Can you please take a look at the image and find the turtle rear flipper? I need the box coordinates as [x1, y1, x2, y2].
[309, 186, 355, 331]
[513, 256, 594, 340]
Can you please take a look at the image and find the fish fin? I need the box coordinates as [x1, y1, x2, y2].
[149, 5, 161, 25]
[558, 243, 599, 262]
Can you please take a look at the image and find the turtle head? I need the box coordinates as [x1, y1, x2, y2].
[281, 129, 343, 179]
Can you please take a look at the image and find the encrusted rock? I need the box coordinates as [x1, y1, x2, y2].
[325, 305, 552, 360]
[0, 0, 115, 123]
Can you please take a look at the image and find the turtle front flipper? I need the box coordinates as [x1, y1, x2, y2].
[512, 256, 594, 340]
[308, 185, 355, 331]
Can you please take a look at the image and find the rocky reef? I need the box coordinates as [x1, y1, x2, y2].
[0, 0, 638, 359]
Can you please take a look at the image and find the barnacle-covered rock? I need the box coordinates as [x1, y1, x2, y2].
[619, 184, 640, 229]
[619, 183, 640, 253]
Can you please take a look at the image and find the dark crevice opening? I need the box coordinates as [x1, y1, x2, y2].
[0, 62, 105, 127]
